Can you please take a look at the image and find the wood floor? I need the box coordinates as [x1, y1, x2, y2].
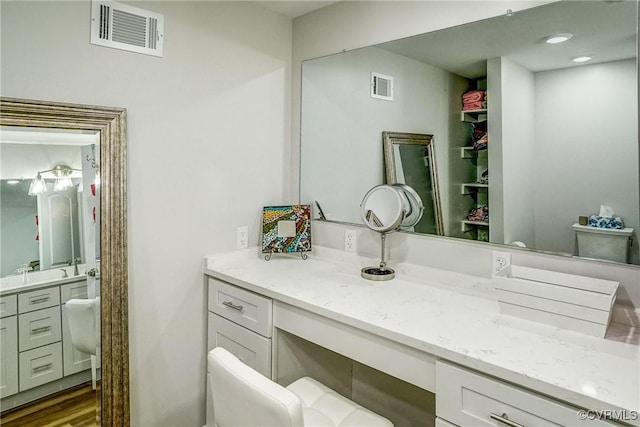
[0, 382, 98, 427]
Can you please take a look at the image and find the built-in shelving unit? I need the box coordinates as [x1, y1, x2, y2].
[459, 89, 489, 241]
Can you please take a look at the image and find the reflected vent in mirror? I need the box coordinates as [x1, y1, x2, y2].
[371, 72, 393, 101]
[90, 0, 164, 57]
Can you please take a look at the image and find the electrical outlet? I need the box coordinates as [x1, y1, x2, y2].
[237, 226, 248, 249]
[345, 230, 356, 253]
[492, 251, 511, 275]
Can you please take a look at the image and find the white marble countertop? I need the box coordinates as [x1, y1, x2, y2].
[0, 269, 87, 295]
[203, 246, 639, 422]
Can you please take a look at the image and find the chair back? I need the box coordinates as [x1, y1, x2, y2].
[66, 297, 100, 355]
[208, 347, 304, 427]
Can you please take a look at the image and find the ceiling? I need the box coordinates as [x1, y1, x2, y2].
[377, 1, 637, 79]
[249, 1, 339, 18]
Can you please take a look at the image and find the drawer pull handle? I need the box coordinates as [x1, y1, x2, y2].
[490, 413, 525, 427]
[31, 297, 50, 304]
[32, 363, 53, 373]
[32, 326, 52, 334]
[222, 301, 243, 311]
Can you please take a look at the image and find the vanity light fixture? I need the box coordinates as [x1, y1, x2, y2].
[543, 33, 573, 44]
[28, 173, 48, 196]
[28, 164, 81, 196]
[7, 179, 20, 185]
[571, 55, 593, 63]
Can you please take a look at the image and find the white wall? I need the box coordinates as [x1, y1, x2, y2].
[1, 1, 292, 425]
[534, 59, 639, 263]
[488, 57, 537, 247]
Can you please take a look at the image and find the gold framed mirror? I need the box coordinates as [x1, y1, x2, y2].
[0, 97, 129, 426]
[383, 132, 443, 236]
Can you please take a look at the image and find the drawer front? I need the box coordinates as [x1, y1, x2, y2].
[208, 278, 272, 337]
[207, 312, 271, 378]
[19, 342, 63, 391]
[18, 306, 62, 351]
[60, 280, 88, 304]
[436, 361, 617, 427]
[18, 286, 60, 313]
[0, 294, 17, 318]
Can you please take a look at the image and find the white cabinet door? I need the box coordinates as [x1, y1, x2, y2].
[0, 316, 18, 398]
[61, 304, 92, 375]
[207, 313, 271, 378]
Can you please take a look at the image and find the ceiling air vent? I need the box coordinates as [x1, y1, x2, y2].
[371, 72, 393, 101]
[90, 0, 164, 57]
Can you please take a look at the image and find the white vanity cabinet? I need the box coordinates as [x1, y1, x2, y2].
[0, 278, 92, 407]
[0, 295, 19, 398]
[436, 361, 619, 427]
[205, 277, 273, 427]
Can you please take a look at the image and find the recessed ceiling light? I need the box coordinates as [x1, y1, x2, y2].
[572, 56, 593, 63]
[544, 33, 573, 44]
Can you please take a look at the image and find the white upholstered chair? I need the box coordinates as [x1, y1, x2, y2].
[66, 297, 100, 389]
[208, 347, 394, 427]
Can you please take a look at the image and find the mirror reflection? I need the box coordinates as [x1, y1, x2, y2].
[0, 126, 101, 423]
[300, 0, 639, 265]
[383, 132, 443, 235]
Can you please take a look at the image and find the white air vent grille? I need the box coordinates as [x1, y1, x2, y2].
[91, 0, 164, 57]
[371, 72, 394, 101]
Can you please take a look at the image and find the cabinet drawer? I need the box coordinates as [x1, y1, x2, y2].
[19, 342, 63, 391]
[18, 286, 60, 313]
[436, 361, 617, 426]
[0, 294, 17, 318]
[208, 313, 271, 378]
[60, 280, 88, 304]
[208, 278, 272, 337]
[18, 306, 62, 351]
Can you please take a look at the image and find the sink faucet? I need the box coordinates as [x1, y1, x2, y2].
[60, 269, 69, 278]
[74, 258, 81, 276]
[16, 264, 29, 284]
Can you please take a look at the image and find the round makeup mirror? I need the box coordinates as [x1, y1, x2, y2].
[360, 184, 404, 232]
[360, 184, 424, 280]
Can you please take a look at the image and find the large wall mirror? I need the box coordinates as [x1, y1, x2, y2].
[300, 0, 639, 266]
[0, 98, 129, 425]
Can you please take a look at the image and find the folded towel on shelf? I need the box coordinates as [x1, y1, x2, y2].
[588, 215, 624, 229]
[462, 90, 487, 110]
[463, 101, 485, 110]
[462, 90, 484, 102]
[470, 120, 488, 151]
[467, 205, 489, 222]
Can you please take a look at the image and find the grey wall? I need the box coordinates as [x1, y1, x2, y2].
[300, 46, 462, 227]
[0, 183, 39, 277]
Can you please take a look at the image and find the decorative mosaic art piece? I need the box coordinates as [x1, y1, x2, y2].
[262, 205, 312, 256]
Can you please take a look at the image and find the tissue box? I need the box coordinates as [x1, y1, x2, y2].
[493, 266, 618, 337]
